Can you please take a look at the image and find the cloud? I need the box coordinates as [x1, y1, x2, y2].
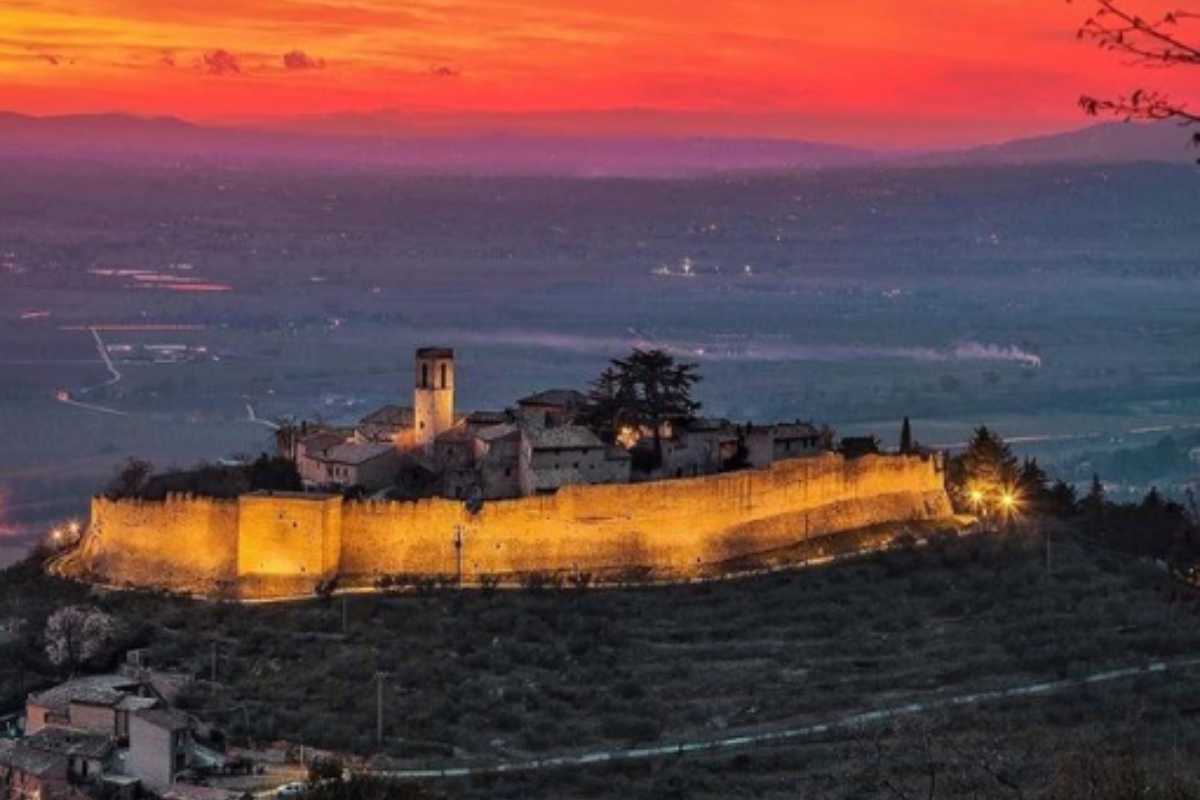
[38, 53, 61, 66]
[202, 49, 239, 75]
[430, 65, 460, 78]
[159, 51, 176, 67]
[283, 50, 325, 70]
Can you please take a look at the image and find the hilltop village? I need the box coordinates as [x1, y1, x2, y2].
[281, 347, 835, 501]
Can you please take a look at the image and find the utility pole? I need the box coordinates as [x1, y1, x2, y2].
[374, 672, 390, 747]
[454, 525, 465, 587]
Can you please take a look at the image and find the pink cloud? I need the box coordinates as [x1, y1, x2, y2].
[283, 50, 325, 70]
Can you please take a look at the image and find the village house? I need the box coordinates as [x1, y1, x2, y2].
[279, 347, 834, 501]
[519, 424, 631, 496]
[0, 740, 84, 800]
[515, 389, 587, 428]
[297, 441, 398, 492]
[17, 669, 218, 795]
[746, 422, 825, 468]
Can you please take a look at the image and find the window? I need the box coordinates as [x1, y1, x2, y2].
[440, 363, 447, 389]
[421, 363, 429, 388]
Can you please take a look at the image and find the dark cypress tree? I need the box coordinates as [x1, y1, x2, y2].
[899, 417, 913, 454]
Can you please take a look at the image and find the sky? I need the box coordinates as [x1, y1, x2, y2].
[0, 0, 1195, 147]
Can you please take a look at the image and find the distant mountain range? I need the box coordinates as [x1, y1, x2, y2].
[0, 111, 1194, 175]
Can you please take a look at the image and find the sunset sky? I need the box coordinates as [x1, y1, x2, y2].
[1, 0, 1194, 147]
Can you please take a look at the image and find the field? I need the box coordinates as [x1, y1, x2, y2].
[2, 158, 1200, 559]
[6, 525, 1199, 798]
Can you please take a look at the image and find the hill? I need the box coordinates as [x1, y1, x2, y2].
[921, 121, 1198, 166]
[5, 525, 1200, 797]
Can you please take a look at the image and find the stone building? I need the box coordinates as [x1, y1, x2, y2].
[18, 672, 210, 795]
[128, 709, 193, 790]
[354, 405, 414, 444]
[515, 389, 587, 428]
[297, 441, 398, 492]
[25, 675, 159, 737]
[655, 418, 741, 479]
[0, 740, 84, 800]
[519, 424, 631, 496]
[746, 422, 824, 468]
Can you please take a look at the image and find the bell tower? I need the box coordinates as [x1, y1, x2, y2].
[413, 347, 455, 453]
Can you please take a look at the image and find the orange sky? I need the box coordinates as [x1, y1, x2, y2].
[0, 0, 1194, 146]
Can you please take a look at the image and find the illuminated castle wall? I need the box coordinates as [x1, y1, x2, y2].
[70, 453, 951, 599]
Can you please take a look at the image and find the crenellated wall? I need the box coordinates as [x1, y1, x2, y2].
[69, 453, 951, 599]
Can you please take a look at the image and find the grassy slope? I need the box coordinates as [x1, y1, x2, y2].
[4, 528, 1200, 797]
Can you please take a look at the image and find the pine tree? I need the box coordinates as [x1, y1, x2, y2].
[585, 348, 702, 465]
[899, 417, 913, 454]
[1082, 473, 1106, 531]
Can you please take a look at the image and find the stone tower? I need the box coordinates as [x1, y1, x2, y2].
[413, 347, 455, 453]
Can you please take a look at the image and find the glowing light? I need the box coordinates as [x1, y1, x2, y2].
[968, 489, 984, 505]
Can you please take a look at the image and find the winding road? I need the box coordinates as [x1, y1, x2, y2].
[365, 655, 1200, 781]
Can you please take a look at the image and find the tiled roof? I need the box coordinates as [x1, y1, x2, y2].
[0, 741, 66, 777]
[434, 424, 475, 444]
[466, 410, 509, 426]
[517, 389, 586, 408]
[476, 423, 520, 443]
[358, 405, 413, 427]
[773, 422, 820, 438]
[300, 432, 346, 455]
[28, 675, 144, 714]
[526, 425, 604, 450]
[25, 727, 114, 760]
[316, 442, 395, 466]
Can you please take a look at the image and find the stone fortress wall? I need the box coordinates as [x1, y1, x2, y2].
[71, 453, 952, 599]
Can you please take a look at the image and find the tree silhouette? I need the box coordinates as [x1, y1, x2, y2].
[899, 417, 914, 454]
[584, 349, 702, 464]
[1072, 1, 1200, 158]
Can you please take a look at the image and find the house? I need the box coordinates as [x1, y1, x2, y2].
[128, 709, 193, 790]
[0, 740, 84, 800]
[519, 425, 630, 495]
[656, 418, 741, 479]
[21, 727, 113, 784]
[299, 441, 399, 491]
[515, 389, 587, 428]
[747, 422, 824, 468]
[25, 675, 159, 737]
[476, 424, 523, 500]
[354, 405, 414, 444]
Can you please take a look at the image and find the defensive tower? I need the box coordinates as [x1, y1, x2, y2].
[414, 347, 455, 453]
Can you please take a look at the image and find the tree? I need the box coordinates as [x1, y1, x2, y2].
[45, 605, 116, 673]
[1073, 1, 1200, 159]
[585, 349, 702, 465]
[899, 417, 914, 454]
[105, 457, 152, 499]
[1018, 457, 1050, 512]
[247, 454, 303, 492]
[581, 365, 636, 441]
[949, 426, 1019, 504]
[1082, 473, 1107, 530]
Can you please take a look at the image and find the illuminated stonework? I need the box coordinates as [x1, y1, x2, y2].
[63, 452, 952, 599]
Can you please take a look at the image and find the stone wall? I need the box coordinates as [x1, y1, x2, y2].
[79, 494, 239, 591]
[71, 453, 951, 598]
